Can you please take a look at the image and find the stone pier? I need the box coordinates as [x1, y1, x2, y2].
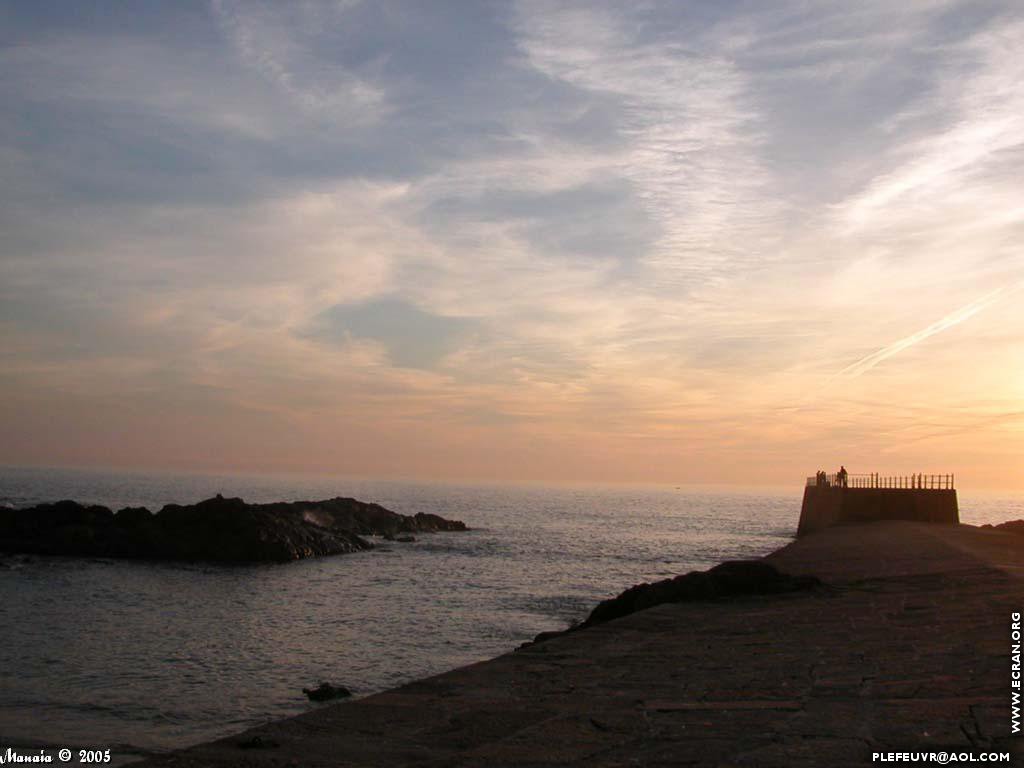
[138, 520, 1023, 767]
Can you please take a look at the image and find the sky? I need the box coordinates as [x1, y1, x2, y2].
[1, 1, 1022, 490]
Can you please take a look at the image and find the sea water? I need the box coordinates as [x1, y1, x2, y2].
[0, 466, 1019, 761]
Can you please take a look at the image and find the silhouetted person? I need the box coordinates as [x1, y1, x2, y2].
[838, 465, 848, 488]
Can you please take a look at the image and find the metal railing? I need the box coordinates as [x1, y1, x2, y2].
[806, 473, 954, 490]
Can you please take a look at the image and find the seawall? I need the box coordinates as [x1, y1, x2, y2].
[138, 520, 1023, 767]
[798, 486, 959, 536]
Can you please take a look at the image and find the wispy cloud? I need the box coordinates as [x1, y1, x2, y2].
[512, 1, 778, 288]
[835, 283, 1021, 378]
[834, 18, 1024, 238]
[212, 0, 386, 124]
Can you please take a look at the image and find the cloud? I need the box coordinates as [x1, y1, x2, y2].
[2, 1, 1024, 484]
[212, 0, 386, 124]
[833, 17, 1024, 238]
[512, 0, 778, 288]
[304, 298, 476, 370]
[834, 283, 1021, 378]
[419, 177, 656, 261]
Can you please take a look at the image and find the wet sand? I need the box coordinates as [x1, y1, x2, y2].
[138, 521, 1024, 766]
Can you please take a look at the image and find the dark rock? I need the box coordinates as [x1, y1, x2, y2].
[114, 507, 154, 526]
[408, 512, 466, 533]
[0, 495, 467, 564]
[302, 682, 352, 701]
[530, 630, 565, 645]
[982, 520, 1024, 535]
[523, 560, 820, 648]
[237, 735, 279, 749]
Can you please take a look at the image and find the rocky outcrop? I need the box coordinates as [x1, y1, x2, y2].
[0, 495, 467, 563]
[582, 560, 819, 627]
[523, 560, 819, 648]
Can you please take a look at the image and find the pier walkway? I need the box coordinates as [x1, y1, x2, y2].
[141, 522, 1024, 767]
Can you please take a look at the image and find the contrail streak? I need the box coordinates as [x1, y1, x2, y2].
[836, 282, 1021, 378]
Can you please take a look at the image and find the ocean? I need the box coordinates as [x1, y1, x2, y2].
[0, 466, 1020, 762]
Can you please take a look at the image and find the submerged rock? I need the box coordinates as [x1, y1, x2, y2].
[302, 682, 352, 701]
[0, 495, 467, 564]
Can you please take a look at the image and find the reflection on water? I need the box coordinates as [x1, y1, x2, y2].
[0, 466, 1018, 758]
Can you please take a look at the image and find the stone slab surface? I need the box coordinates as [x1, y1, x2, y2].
[138, 522, 1024, 767]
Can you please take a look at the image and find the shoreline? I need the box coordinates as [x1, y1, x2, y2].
[0, 482, 806, 763]
[132, 520, 1023, 766]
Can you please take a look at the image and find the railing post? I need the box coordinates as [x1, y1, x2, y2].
[805, 471, 953, 489]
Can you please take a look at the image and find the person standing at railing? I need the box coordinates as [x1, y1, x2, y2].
[838, 465, 848, 488]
